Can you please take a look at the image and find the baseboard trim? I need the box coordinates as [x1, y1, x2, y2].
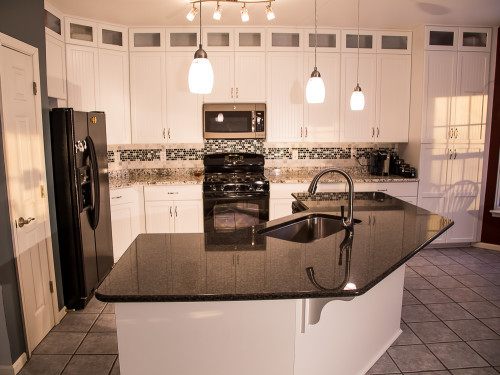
[11, 353, 26, 375]
[55, 307, 66, 325]
[472, 242, 500, 251]
[428, 242, 471, 248]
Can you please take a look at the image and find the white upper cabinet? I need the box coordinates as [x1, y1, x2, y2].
[234, 52, 266, 102]
[165, 52, 203, 143]
[44, 2, 64, 41]
[129, 28, 166, 51]
[452, 52, 490, 143]
[65, 17, 98, 47]
[375, 54, 411, 142]
[341, 29, 377, 53]
[266, 52, 304, 142]
[459, 27, 491, 52]
[425, 26, 458, 51]
[98, 49, 131, 144]
[204, 51, 265, 103]
[166, 28, 199, 51]
[422, 51, 457, 143]
[129, 52, 167, 143]
[304, 28, 340, 53]
[235, 29, 266, 51]
[203, 28, 234, 51]
[66, 44, 100, 111]
[46, 34, 67, 100]
[377, 31, 412, 54]
[267, 28, 303, 51]
[303, 52, 341, 142]
[98, 23, 128, 51]
[340, 53, 377, 141]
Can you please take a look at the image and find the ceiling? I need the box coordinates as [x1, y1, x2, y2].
[49, 0, 500, 30]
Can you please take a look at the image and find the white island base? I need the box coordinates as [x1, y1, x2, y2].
[115, 265, 405, 375]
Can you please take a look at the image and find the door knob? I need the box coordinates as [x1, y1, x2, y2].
[18, 217, 35, 228]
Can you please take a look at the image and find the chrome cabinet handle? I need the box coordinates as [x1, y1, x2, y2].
[449, 128, 453, 139]
[372, 215, 376, 226]
[231, 88, 234, 98]
[377, 127, 380, 137]
[305, 127, 308, 138]
[236, 88, 238, 98]
[449, 149, 453, 159]
[368, 216, 371, 226]
[454, 149, 457, 159]
[168, 128, 171, 139]
[175, 206, 178, 217]
[455, 128, 458, 139]
[163, 129, 166, 139]
[300, 126, 303, 138]
[372, 127, 375, 138]
[169, 207, 172, 217]
[18, 217, 35, 228]
[111, 196, 122, 199]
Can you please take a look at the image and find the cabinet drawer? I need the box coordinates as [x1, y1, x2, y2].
[355, 182, 418, 197]
[110, 186, 141, 205]
[144, 185, 202, 201]
[270, 183, 309, 199]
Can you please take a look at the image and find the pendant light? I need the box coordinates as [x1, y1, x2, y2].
[350, 0, 365, 110]
[306, 0, 325, 104]
[189, 1, 214, 94]
[213, 1, 222, 20]
[241, 3, 250, 22]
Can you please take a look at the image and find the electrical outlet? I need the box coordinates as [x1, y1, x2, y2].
[292, 149, 298, 159]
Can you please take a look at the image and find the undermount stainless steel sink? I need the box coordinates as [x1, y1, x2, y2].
[258, 214, 360, 244]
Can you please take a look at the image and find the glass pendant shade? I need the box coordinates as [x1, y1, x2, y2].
[189, 52, 214, 94]
[265, 4, 275, 20]
[350, 84, 365, 111]
[213, 3, 221, 20]
[306, 69, 325, 104]
[241, 5, 249, 22]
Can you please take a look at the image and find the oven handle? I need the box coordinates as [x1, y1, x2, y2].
[204, 193, 269, 199]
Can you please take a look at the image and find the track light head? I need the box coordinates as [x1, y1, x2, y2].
[241, 3, 249, 22]
[186, 4, 198, 21]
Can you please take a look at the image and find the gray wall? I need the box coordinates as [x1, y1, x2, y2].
[0, 0, 63, 363]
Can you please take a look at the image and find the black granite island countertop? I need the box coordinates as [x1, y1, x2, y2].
[96, 192, 452, 303]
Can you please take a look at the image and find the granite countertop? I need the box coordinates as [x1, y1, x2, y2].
[108, 167, 418, 189]
[96, 192, 451, 303]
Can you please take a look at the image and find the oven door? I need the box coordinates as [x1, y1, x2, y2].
[203, 192, 269, 233]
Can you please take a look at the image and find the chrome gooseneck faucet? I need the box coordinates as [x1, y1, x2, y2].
[307, 168, 354, 230]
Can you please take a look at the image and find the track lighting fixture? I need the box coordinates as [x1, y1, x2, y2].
[241, 3, 249, 22]
[187, 1, 276, 22]
[186, 3, 198, 21]
[213, 1, 222, 20]
[265, 2, 275, 20]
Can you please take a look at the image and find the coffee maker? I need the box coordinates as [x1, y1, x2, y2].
[370, 151, 390, 176]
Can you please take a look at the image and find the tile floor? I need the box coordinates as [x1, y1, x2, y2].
[18, 246, 500, 375]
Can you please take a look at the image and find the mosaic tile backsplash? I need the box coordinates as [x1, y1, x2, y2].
[108, 140, 397, 170]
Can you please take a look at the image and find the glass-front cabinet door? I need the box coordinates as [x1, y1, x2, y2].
[98, 24, 128, 51]
[65, 17, 98, 47]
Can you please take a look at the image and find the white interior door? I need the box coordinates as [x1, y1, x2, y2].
[0, 43, 55, 353]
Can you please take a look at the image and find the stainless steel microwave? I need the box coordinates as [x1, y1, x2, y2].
[203, 103, 266, 139]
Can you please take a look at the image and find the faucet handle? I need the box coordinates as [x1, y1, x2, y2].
[341, 205, 345, 220]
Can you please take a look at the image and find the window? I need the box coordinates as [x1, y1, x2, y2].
[492, 149, 500, 217]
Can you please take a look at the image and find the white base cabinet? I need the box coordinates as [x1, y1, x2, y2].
[144, 185, 203, 234]
[110, 186, 145, 262]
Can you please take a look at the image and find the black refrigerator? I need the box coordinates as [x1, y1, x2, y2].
[50, 108, 113, 310]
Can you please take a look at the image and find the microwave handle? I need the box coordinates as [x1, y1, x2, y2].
[252, 111, 256, 132]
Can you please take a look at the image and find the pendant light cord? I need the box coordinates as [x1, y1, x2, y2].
[199, 1, 202, 48]
[356, 0, 360, 84]
[314, 0, 317, 69]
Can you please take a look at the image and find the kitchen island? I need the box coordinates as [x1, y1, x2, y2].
[96, 192, 452, 375]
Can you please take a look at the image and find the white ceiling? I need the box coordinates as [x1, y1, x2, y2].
[48, 0, 500, 29]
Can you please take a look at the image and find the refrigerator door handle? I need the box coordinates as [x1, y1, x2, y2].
[86, 136, 100, 230]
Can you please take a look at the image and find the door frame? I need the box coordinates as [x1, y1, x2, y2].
[0, 32, 62, 354]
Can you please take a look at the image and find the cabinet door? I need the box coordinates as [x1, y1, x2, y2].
[46, 34, 67, 100]
[267, 52, 304, 142]
[417, 197, 448, 244]
[169, 235, 204, 294]
[453, 52, 489, 142]
[445, 145, 483, 243]
[376, 54, 411, 142]
[129, 52, 167, 143]
[145, 200, 172, 233]
[270, 198, 294, 220]
[110, 203, 136, 262]
[166, 52, 202, 143]
[418, 145, 449, 202]
[98, 49, 131, 144]
[303, 53, 340, 142]
[422, 51, 457, 143]
[340, 53, 377, 142]
[235, 52, 266, 102]
[265, 238, 303, 292]
[98, 24, 128, 51]
[66, 44, 99, 111]
[173, 200, 203, 233]
[203, 52, 235, 103]
[65, 17, 98, 47]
